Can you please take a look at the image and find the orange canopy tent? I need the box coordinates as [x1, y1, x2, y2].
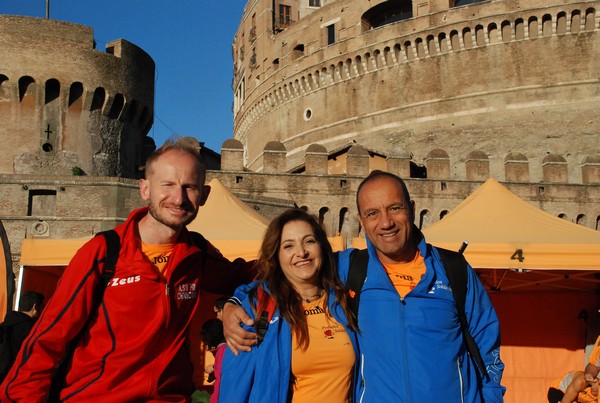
[355, 178, 600, 403]
[422, 178, 600, 402]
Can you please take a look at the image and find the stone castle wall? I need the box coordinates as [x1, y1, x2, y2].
[0, 16, 156, 179]
[216, 139, 600, 239]
[232, 0, 600, 184]
[0, 138, 598, 264]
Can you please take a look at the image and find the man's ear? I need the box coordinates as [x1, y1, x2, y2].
[198, 185, 211, 207]
[139, 179, 150, 201]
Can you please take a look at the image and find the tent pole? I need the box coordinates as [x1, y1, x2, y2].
[14, 265, 24, 310]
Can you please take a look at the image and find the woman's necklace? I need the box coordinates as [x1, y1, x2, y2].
[299, 289, 324, 304]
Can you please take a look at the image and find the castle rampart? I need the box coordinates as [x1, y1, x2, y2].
[207, 139, 600, 239]
[0, 139, 598, 266]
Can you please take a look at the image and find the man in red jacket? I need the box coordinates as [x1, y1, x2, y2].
[1, 137, 256, 402]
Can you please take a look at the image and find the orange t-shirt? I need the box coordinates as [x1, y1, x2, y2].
[141, 242, 174, 276]
[550, 372, 598, 403]
[290, 295, 354, 402]
[589, 335, 600, 366]
[382, 250, 427, 297]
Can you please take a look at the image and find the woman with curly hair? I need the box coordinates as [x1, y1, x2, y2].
[218, 209, 359, 402]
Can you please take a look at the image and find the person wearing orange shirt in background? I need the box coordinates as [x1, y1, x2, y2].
[546, 334, 600, 403]
[548, 371, 599, 403]
[585, 335, 600, 386]
[217, 209, 359, 402]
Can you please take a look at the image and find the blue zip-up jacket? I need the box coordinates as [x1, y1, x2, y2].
[337, 232, 505, 403]
[219, 282, 360, 402]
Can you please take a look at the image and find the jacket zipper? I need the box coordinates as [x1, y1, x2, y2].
[358, 352, 366, 403]
[457, 358, 465, 403]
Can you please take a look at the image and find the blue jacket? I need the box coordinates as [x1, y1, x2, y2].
[219, 283, 360, 402]
[337, 232, 505, 402]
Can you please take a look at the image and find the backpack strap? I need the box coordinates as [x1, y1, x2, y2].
[189, 231, 209, 273]
[189, 231, 208, 254]
[437, 247, 489, 380]
[98, 230, 120, 286]
[346, 249, 369, 324]
[255, 286, 277, 345]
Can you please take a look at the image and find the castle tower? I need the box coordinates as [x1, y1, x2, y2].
[231, 0, 600, 183]
[0, 16, 155, 179]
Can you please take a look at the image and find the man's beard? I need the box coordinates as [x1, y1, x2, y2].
[148, 201, 198, 231]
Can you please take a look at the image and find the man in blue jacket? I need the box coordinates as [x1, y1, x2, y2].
[224, 170, 505, 402]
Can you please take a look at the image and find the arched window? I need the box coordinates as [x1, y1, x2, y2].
[361, 0, 413, 30]
[419, 209, 430, 230]
[90, 87, 106, 111]
[45, 79, 60, 104]
[338, 207, 349, 235]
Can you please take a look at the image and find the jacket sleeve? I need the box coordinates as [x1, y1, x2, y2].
[0, 237, 107, 402]
[217, 297, 257, 402]
[198, 241, 257, 296]
[464, 263, 506, 402]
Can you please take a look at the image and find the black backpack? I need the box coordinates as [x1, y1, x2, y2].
[345, 247, 489, 380]
[0, 322, 14, 383]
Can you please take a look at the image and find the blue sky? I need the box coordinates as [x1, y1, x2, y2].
[1, 0, 247, 151]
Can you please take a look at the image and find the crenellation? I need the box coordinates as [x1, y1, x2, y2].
[263, 141, 287, 173]
[426, 149, 451, 180]
[465, 150, 490, 181]
[542, 154, 569, 183]
[346, 145, 370, 177]
[504, 152, 530, 183]
[582, 155, 600, 184]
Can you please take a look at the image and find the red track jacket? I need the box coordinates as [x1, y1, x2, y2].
[1, 208, 255, 402]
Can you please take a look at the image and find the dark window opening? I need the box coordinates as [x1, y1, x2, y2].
[410, 161, 427, 178]
[293, 44, 305, 59]
[338, 207, 349, 234]
[309, 0, 321, 6]
[418, 210, 429, 230]
[319, 207, 329, 228]
[453, 0, 486, 6]
[108, 93, 125, 119]
[28, 189, 57, 216]
[68, 82, 84, 107]
[327, 24, 336, 45]
[361, 0, 413, 30]
[45, 79, 60, 104]
[18, 76, 35, 102]
[90, 87, 106, 111]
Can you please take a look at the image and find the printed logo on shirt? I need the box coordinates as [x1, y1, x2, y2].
[303, 305, 326, 316]
[428, 280, 451, 294]
[323, 329, 335, 339]
[152, 254, 169, 265]
[176, 283, 198, 300]
[108, 275, 141, 287]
